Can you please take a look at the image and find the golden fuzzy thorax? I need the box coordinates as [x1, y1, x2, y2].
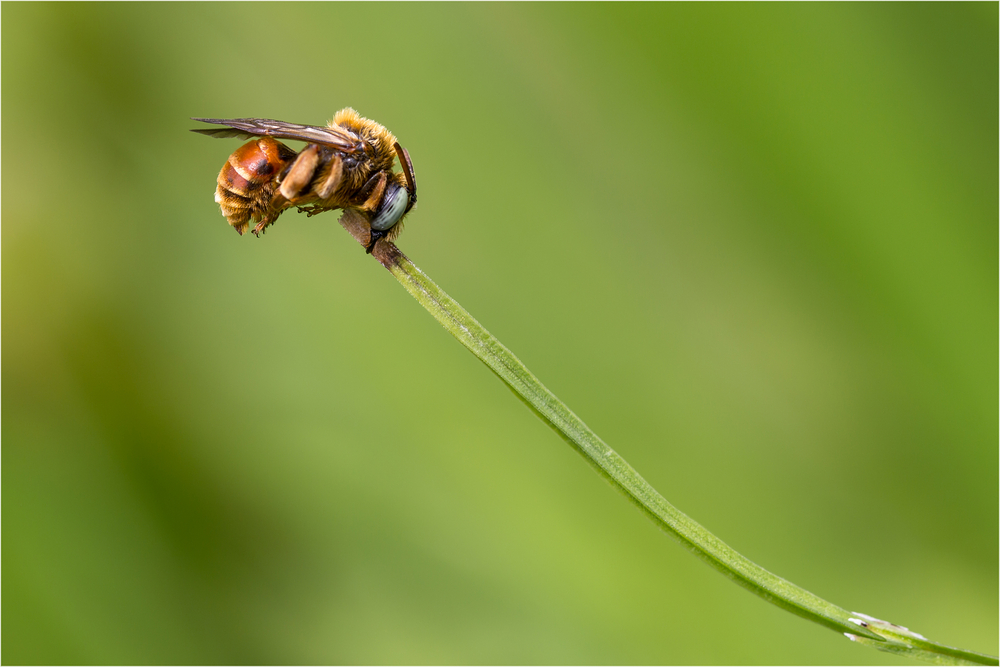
[331, 107, 398, 170]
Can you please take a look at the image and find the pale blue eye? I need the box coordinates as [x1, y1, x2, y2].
[370, 185, 410, 231]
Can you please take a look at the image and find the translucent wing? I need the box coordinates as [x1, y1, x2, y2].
[191, 117, 362, 152]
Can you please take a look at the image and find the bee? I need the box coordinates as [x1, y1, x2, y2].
[192, 108, 416, 253]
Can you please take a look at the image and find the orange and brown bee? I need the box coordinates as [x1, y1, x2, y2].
[192, 108, 416, 252]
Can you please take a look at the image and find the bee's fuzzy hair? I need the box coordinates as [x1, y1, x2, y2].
[330, 107, 397, 164]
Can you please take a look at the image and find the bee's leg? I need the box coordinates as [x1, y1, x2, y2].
[252, 145, 321, 236]
[360, 172, 387, 213]
[315, 155, 343, 201]
[356, 173, 388, 252]
[252, 211, 281, 237]
[252, 189, 286, 237]
[365, 228, 387, 254]
[279, 145, 321, 201]
[295, 204, 327, 217]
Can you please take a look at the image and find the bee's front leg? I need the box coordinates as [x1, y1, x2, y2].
[365, 227, 387, 254]
[359, 172, 387, 214]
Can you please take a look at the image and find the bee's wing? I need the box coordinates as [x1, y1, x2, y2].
[191, 118, 361, 152]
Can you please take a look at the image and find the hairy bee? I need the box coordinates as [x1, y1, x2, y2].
[192, 108, 416, 252]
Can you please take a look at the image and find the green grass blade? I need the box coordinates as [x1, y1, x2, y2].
[346, 214, 997, 666]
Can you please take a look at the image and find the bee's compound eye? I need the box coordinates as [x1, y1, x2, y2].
[370, 184, 410, 231]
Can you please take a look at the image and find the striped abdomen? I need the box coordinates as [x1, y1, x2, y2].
[214, 138, 297, 235]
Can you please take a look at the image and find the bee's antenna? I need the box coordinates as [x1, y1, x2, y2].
[394, 142, 417, 210]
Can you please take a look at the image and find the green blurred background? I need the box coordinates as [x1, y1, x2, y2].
[3, 3, 996, 664]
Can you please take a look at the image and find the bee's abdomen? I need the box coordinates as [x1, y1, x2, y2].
[214, 138, 295, 235]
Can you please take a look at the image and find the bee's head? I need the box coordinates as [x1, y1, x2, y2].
[370, 173, 415, 232]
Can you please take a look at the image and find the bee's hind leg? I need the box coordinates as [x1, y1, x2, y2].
[252, 213, 278, 237]
[253, 194, 288, 237]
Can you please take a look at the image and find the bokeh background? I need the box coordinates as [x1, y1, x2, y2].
[3, 3, 996, 664]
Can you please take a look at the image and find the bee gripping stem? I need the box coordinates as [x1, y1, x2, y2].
[334, 211, 997, 666]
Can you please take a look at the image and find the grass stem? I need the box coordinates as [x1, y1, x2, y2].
[341, 212, 997, 666]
